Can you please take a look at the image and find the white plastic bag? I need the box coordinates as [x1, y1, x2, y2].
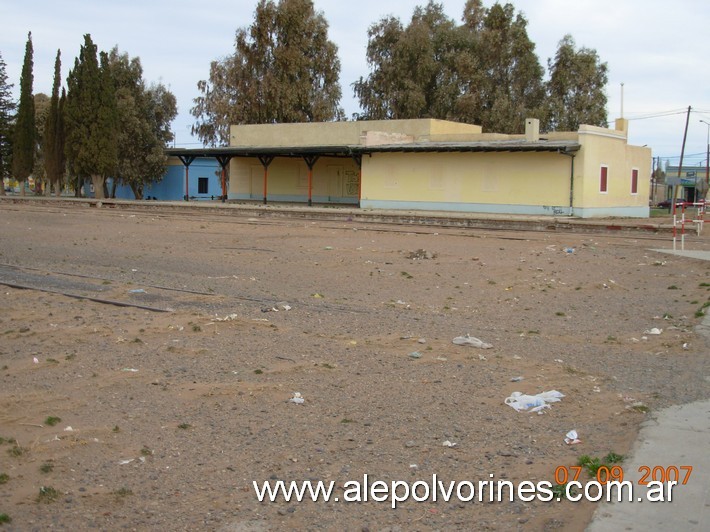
[452, 334, 492, 349]
[505, 390, 565, 413]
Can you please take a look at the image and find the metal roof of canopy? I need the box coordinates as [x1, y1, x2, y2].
[165, 139, 581, 160]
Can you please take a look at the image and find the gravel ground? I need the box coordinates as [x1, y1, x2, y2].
[0, 202, 708, 531]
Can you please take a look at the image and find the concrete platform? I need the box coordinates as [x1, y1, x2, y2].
[0, 195, 677, 235]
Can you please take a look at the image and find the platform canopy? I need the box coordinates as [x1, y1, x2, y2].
[165, 139, 580, 160]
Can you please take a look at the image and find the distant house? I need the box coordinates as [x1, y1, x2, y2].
[663, 165, 709, 204]
[168, 118, 652, 218]
[112, 157, 221, 201]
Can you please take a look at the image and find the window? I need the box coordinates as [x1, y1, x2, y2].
[631, 168, 638, 194]
[198, 177, 209, 194]
[600, 166, 608, 193]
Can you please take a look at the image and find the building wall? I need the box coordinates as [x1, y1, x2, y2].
[228, 156, 360, 204]
[574, 123, 651, 217]
[113, 157, 221, 200]
[225, 118, 651, 218]
[360, 151, 573, 215]
[229, 119, 482, 147]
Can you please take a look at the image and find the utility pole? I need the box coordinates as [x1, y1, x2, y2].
[701, 120, 710, 188]
[673, 106, 692, 214]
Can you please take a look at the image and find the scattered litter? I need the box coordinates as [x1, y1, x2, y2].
[289, 392, 305, 405]
[33, 356, 39, 364]
[118, 459, 135, 465]
[121, 368, 139, 373]
[564, 247, 575, 254]
[214, 314, 238, 322]
[408, 351, 423, 359]
[452, 334, 493, 349]
[410, 464, 418, 469]
[128, 289, 146, 294]
[396, 300, 407, 305]
[417, 338, 426, 344]
[510, 376, 524, 382]
[63, 426, 74, 432]
[407, 249, 437, 260]
[478, 354, 487, 361]
[505, 390, 565, 414]
[554, 359, 564, 364]
[593, 386, 601, 393]
[312, 293, 324, 299]
[435, 356, 448, 362]
[442, 440, 457, 448]
[324, 246, 333, 250]
[683, 342, 689, 350]
[644, 328, 662, 335]
[262, 302, 292, 312]
[564, 430, 582, 445]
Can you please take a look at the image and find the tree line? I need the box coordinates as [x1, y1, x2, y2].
[0, 0, 609, 195]
[192, 0, 608, 145]
[0, 34, 176, 199]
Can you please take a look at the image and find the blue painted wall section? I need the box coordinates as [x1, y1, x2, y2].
[111, 158, 222, 200]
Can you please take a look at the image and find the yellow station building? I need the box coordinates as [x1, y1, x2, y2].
[173, 117, 651, 218]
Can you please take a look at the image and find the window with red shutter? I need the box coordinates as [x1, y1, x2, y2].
[600, 166, 608, 193]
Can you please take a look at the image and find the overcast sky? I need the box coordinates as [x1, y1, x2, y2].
[2, 0, 709, 166]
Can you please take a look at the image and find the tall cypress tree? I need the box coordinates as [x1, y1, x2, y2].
[0, 51, 16, 196]
[12, 32, 35, 195]
[65, 34, 117, 198]
[45, 50, 66, 196]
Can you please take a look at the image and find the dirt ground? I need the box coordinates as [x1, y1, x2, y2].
[0, 202, 708, 531]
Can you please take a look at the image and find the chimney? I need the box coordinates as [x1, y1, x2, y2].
[525, 118, 540, 141]
[614, 118, 629, 136]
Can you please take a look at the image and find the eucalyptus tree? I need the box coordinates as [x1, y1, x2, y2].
[544, 34, 608, 132]
[107, 47, 176, 199]
[192, 0, 343, 146]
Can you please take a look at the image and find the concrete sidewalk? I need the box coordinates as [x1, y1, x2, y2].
[587, 399, 710, 531]
[588, 309, 710, 530]
[651, 249, 710, 262]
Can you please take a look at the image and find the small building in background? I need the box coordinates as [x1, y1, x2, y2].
[663, 165, 709, 204]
